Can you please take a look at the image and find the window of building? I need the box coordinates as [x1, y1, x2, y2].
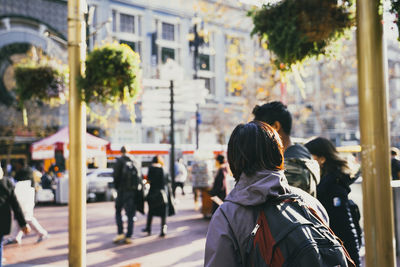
[153, 19, 180, 66]
[199, 54, 210, 71]
[112, 10, 117, 32]
[162, 22, 175, 41]
[112, 10, 139, 34]
[200, 77, 213, 94]
[225, 35, 246, 97]
[120, 40, 136, 51]
[111, 9, 142, 55]
[120, 14, 135, 33]
[161, 47, 175, 63]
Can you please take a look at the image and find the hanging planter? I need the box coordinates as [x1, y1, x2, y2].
[13, 55, 67, 126]
[78, 43, 142, 105]
[14, 64, 66, 105]
[248, 0, 354, 70]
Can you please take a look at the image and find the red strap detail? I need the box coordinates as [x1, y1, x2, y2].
[253, 211, 285, 266]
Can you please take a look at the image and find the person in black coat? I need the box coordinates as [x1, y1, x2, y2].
[142, 155, 170, 237]
[209, 155, 228, 215]
[305, 137, 361, 266]
[0, 167, 30, 265]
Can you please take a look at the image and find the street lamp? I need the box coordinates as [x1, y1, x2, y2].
[189, 16, 206, 149]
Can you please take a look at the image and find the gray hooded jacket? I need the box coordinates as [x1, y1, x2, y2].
[204, 170, 329, 267]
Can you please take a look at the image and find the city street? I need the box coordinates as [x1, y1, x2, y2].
[3, 188, 208, 267]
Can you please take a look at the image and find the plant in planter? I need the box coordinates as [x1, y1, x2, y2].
[79, 43, 141, 104]
[14, 64, 66, 105]
[248, 0, 354, 70]
[13, 48, 67, 125]
[78, 42, 142, 123]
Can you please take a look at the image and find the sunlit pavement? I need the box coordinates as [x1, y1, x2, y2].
[3, 187, 209, 267]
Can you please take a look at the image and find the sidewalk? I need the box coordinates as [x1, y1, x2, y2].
[3, 188, 208, 267]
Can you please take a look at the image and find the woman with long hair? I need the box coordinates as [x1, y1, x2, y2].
[142, 155, 168, 237]
[305, 137, 361, 266]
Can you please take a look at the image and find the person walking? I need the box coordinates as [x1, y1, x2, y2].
[4, 159, 48, 245]
[0, 167, 30, 267]
[173, 158, 187, 196]
[142, 155, 170, 237]
[305, 137, 362, 266]
[112, 146, 141, 244]
[253, 101, 320, 197]
[209, 154, 228, 214]
[205, 121, 351, 267]
[391, 147, 400, 180]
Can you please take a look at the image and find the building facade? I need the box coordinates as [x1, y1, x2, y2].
[2, 0, 400, 152]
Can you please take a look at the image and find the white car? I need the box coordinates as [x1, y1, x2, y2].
[86, 168, 115, 201]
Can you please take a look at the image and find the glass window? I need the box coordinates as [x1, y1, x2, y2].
[199, 54, 210, 71]
[120, 40, 135, 51]
[200, 77, 212, 93]
[112, 10, 117, 32]
[226, 80, 244, 97]
[162, 22, 175, 41]
[120, 13, 135, 33]
[161, 47, 175, 63]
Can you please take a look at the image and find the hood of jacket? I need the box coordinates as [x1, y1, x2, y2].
[225, 169, 291, 207]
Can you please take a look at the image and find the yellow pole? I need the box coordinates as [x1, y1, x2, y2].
[356, 0, 396, 266]
[67, 0, 86, 266]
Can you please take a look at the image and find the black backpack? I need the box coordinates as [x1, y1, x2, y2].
[247, 194, 355, 267]
[120, 159, 140, 191]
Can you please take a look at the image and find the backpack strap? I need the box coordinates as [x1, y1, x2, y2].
[307, 204, 356, 267]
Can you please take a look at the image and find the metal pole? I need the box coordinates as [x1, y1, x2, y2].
[170, 80, 175, 185]
[193, 23, 200, 150]
[356, 0, 396, 266]
[68, 0, 87, 266]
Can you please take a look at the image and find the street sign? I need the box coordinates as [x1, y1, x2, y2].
[141, 60, 208, 126]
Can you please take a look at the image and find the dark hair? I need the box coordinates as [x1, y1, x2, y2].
[252, 101, 292, 135]
[120, 146, 127, 154]
[391, 148, 399, 156]
[227, 121, 284, 181]
[17, 158, 25, 166]
[304, 137, 349, 176]
[216, 154, 225, 164]
[152, 155, 164, 165]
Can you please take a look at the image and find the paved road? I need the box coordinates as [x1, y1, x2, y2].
[3, 189, 209, 267]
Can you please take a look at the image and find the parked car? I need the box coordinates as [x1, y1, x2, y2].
[86, 168, 115, 202]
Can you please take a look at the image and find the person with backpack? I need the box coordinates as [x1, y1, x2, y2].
[205, 121, 355, 267]
[305, 137, 362, 266]
[112, 146, 142, 244]
[253, 101, 320, 197]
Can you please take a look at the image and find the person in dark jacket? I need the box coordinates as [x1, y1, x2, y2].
[112, 146, 141, 244]
[0, 167, 30, 267]
[142, 155, 169, 237]
[305, 137, 361, 266]
[205, 121, 332, 267]
[253, 101, 320, 196]
[209, 154, 228, 214]
[391, 147, 400, 180]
